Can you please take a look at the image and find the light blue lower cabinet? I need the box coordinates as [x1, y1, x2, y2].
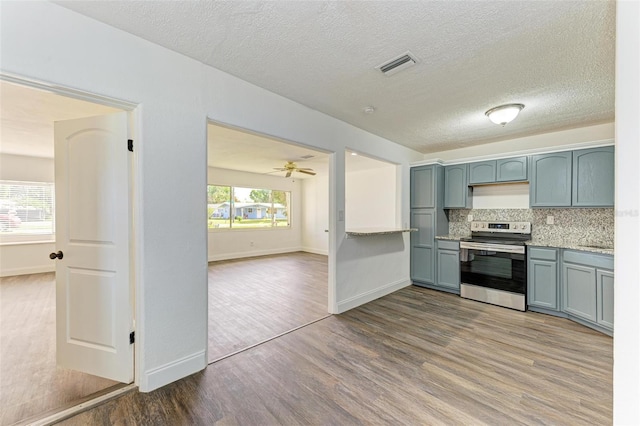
[528, 259, 558, 310]
[528, 248, 613, 336]
[436, 248, 460, 291]
[596, 270, 614, 330]
[411, 246, 434, 285]
[562, 263, 598, 322]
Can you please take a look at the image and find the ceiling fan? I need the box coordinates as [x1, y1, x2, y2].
[273, 161, 316, 178]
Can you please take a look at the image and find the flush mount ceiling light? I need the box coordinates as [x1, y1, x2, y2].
[485, 103, 525, 126]
[363, 106, 375, 114]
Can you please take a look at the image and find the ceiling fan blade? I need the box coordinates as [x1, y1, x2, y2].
[296, 168, 314, 171]
[273, 167, 287, 171]
[297, 169, 316, 176]
[285, 171, 292, 178]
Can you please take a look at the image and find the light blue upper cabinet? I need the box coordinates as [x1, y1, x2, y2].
[530, 152, 573, 207]
[572, 146, 615, 207]
[468, 161, 496, 184]
[444, 164, 471, 208]
[497, 156, 528, 182]
[410, 165, 435, 209]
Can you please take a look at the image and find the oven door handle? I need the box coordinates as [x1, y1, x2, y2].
[459, 241, 526, 254]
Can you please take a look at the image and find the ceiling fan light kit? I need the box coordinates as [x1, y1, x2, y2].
[273, 161, 316, 178]
[485, 103, 525, 126]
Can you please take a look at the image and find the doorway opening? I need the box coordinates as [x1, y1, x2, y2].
[206, 122, 331, 362]
[0, 79, 135, 425]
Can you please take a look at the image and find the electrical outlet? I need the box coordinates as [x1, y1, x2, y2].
[546, 215, 554, 225]
[250, 241, 254, 247]
[338, 210, 344, 221]
[467, 214, 473, 222]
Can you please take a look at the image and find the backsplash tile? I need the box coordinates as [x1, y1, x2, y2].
[447, 208, 614, 245]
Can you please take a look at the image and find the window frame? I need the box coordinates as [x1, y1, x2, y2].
[0, 180, 55, 244]
[207, 184, 291, 231]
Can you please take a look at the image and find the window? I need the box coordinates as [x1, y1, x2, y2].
[0, 181, 55, 241]
[207, 185, 290, 230]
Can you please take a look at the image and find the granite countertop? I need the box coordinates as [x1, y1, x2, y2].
[436, 235, 614, 255]
[435, 234, 469, 241]
[526, 240, 614, 255]
[345, 228, 417, 236]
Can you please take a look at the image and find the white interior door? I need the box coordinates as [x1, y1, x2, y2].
[54, 112, 133, 383]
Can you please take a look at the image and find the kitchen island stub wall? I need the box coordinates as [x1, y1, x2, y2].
[448, 208, 614, 247]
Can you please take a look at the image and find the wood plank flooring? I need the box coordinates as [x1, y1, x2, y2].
[63, 286, 612, 425]
[208, 252, 328, 361]
[0, 273, 119, 426]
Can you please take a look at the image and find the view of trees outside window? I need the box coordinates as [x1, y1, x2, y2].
[207, 185, 290, 230]
[0, 181, 54, 236]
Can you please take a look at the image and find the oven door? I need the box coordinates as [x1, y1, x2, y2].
[459, 246, 526, 295]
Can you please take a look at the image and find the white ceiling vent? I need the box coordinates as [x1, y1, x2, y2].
[300, 154, 315, 160]
[376, 51, 418, 76]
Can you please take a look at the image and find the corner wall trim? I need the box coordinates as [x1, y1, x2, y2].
[301, 247, 329, 256]
[208, 247, 302, 262]
[141, 350, 206, 392]
[336, 278, 411, 313]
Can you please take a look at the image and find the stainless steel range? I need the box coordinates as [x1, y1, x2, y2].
[459, 221, 531, 311]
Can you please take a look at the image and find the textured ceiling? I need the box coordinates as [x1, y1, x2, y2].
[0, 81, 388, 177]
[208, 123, 393, 179]
[55, 0, 615, 154]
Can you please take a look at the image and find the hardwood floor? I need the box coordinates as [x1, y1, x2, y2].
[0, 273, 119, 426]
[63, 286, 612, 425]
[208, 252, 328, 362]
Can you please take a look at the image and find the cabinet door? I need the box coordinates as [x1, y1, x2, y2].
[572, 147, 615, 207]
[497, 157, 528, 182]
[411, 210, 435, 284]
[469, 161, 496, 184]
[444, 165, 470, 208]
[530, 152, 572, 207]
[411, 166, 435, 209]
[596, 269, 614, 330]
[562, 263, 597, 322]
[437, 249, 460, 290]
[528, 259, 558, 310]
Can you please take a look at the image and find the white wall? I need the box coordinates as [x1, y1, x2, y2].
[0, 153, 55, 277]
[0, 2, 423, 392]
[301, 171, 329, 255]
[614, 1, 640, 423]
[0, 153, 54, 182]
[471, 183, 529, 209]
[207, 167, 302, 261]
[345, 164, 397, 229]
[423, 122, 614, 163]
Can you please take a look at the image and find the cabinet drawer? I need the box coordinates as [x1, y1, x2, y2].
[529, 247, 557, 261]
[563, 250, 614, 270]
[437, 240, 460, 251]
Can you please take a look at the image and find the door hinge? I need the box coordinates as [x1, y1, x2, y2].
[129, 331, 135, 344]
[127, 139, 134, 152]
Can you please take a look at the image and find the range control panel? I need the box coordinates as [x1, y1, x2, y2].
[471, 221, 531, 234]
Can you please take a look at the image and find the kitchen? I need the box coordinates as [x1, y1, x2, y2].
[411, 134, 615, 336]
[1, 0, 638, 423]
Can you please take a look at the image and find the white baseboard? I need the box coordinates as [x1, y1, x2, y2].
[301, 247, 328, 256]
[140, 350, 206, 392]
[208, 247, 302, 262]
[0, 265, 54, 277]
[336, 278, 411, 313]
